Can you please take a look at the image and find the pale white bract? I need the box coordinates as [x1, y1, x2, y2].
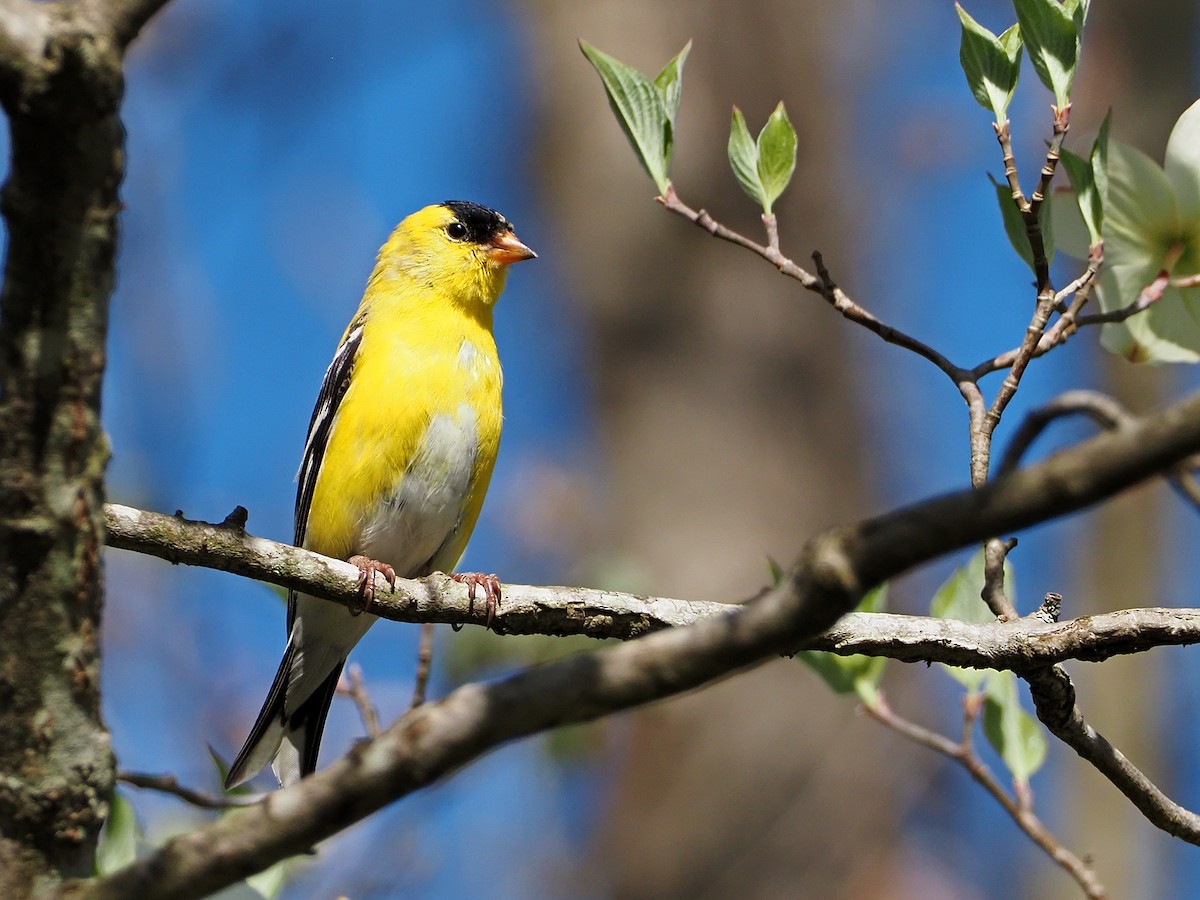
[1054, 97, 1200, 363]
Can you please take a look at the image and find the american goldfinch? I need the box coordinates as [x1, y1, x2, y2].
[225, 201, 535, 789]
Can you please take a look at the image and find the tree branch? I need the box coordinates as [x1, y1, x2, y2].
[997, 389, 1200, 514]
[658, 184, 966, 382]
[103, 503, 731, 639]
[866, 693, 1106, 899]
[69, 389, 1200, 898]
[1025, 665, 1200, 842]
[104, 505, 1200, 668]
[117, 773, 259, 811]
[336, 664, 382, 739]
[89, 0, 174, 50]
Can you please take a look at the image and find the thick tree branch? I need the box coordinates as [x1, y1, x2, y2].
[71, 389, 1200, 898]
[105, 502, 1200, 666]
[0, 1, 49, 99]
[998, 389, 1200, 513]
[103, 503, 730, 639]
[88, 0, 174, 50]
[103, 504, 1200, 668]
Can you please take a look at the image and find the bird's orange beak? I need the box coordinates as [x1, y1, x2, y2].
[487, 230, 537, 266]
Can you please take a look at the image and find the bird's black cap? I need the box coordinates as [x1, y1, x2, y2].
[441, 200, 512, 244]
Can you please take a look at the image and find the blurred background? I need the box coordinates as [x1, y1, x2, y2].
[87, 0, 1200, 897]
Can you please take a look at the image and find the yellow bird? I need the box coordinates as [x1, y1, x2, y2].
[225, 201, 536, 789]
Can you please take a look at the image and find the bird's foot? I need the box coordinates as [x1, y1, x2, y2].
[347, 555, 396, 616]
[451, 572, 503, 631]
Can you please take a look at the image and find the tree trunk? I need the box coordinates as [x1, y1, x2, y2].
[521, 1, 922, 893]
[0, 15, 130, 894]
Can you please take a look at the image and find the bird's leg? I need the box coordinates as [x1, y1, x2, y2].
[451, 572, 503, 630]
[347, 555, 397, 616]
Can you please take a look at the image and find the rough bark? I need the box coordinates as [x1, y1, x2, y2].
[0, 1, 165, 892]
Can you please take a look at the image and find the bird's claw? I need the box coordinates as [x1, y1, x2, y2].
[451, 572, 503, 631]
[347, 555, 396, 616]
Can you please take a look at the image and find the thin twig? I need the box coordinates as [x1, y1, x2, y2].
[1029, 104, 1071, 212]
[961, 690, 983, 746]
[960, 382, 994, 485]
[866, 694, 1106, 899]
[994, 119, 1028, 212]
[1075, 268, 1170, 327]
[658, 184, 966, 382]
[982, 537, 1019, 619]
[984, 294, 1057, 440]
[337, 663, 381, 739]
[968, 245, 1103, 380]
[1054, 245, 1104, 310]
[1038, 244, 1104, 345]
[410, 622, 436, 710]
[762, 211, 780, 252]
[979, 105, 1072, 448]
[998, 390, 1131, 476]
[1025, 664, 1200, 844]
[118, 772, 260, 809]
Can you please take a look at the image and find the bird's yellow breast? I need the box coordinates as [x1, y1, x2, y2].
[303, 292, 503, 575]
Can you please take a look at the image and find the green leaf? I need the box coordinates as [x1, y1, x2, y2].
[728, 106, 764, 208]
[208, 744, 235, 787]
[993, 176, 1032, 269]
[654, 40, 692, 131]
[1091, 109, 1111, 221]
[95, 791, 139, 876]
[246, 860, 292, 899]
[766, 556, 785, 587]
[991, 175, 1056, 271]
[998, 21, 1024, 57]
[728, 103, 798, 214]
[956, 6, 1023, 123]
[798, 584, 888, 707]
[580, 40, 675, 193]
[756, 102, 797, 213]
[1042, 187, 1057, 262]
[1058, 112, 1110, 247]
[930, 551, 998, 624]
[1060, 149, 1100, 245]
[1062, 0, 1090, 29]
[930, 549, 1014, 692]
[982, 670, 1048, 782]
[1013, 0, 1080, 107]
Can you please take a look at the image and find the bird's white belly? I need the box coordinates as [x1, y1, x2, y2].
[359, 403, 480, 577]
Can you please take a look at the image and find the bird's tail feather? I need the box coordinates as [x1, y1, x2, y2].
[224, 638, 347, 790]
[223, 640, 296, 790]
[271, 661, 344, 788]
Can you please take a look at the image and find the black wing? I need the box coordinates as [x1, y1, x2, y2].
[288, 318, 363, 632]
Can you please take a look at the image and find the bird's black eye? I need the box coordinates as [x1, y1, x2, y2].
[447, 221, 468, 240]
